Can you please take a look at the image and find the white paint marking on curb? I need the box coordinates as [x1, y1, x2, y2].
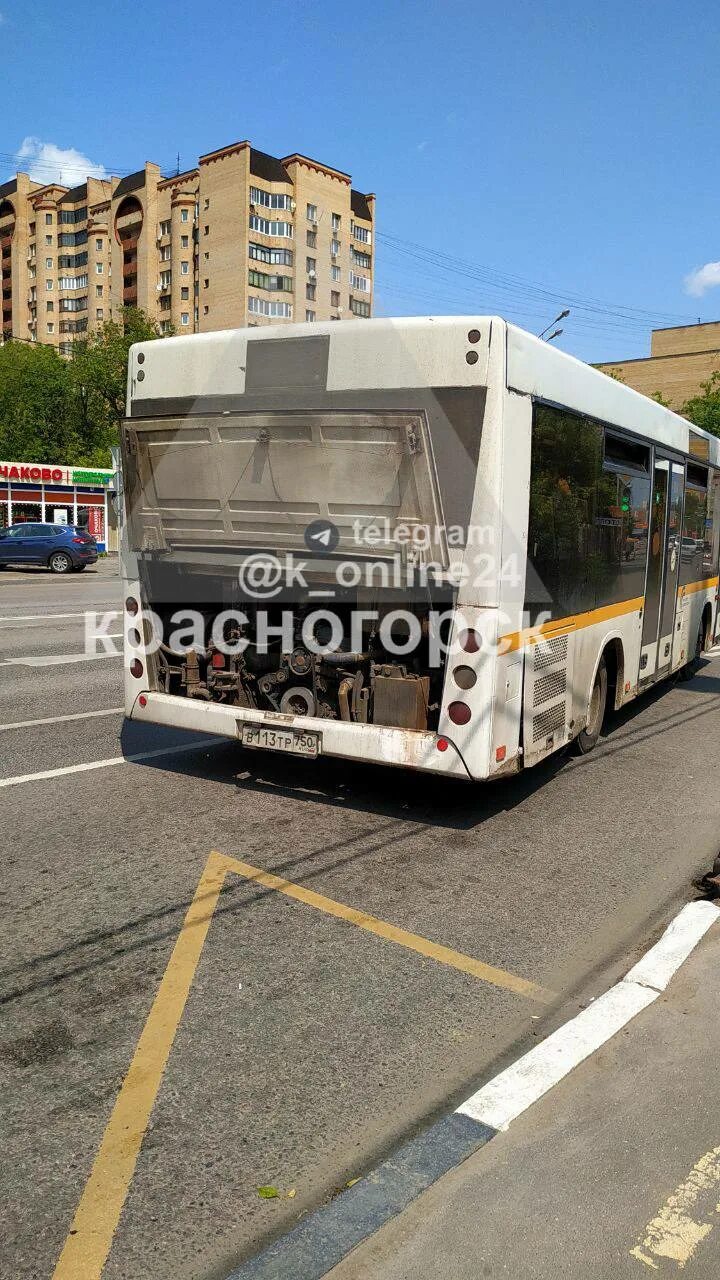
[0, 736, 224, 788]
[0, 707, 124, 732]
[457, 899, 720, 1133]
[624, 900, 720, 992]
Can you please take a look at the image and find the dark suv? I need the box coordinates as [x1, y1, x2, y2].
[0, 523, 98, 573]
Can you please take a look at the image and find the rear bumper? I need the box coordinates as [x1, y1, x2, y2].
[126, 689, 473, 779]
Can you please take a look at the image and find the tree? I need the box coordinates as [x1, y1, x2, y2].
[68, 308, 169, 458]
[0, 340, 79, 462]
[680, 370, 720, 438]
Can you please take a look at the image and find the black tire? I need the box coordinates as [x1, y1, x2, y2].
[49, 551, 72, 574]
[72, 563, 87, 572]
[575, 657, 608, 754]
[678, 622, 704, 681]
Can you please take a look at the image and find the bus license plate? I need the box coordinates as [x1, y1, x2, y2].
[240, 725, 321, 757]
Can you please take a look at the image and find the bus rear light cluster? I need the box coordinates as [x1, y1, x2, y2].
[447, 701, 471, 726]
[125, 596, 139, 616]
[130, 658, 144, 679]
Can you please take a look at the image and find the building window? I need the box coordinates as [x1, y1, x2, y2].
[350, 298, 371, 317]
[46, 235, 53, 245]
[46, 301, 54, 312]
[59, 207, 87, 224]
[204, 251, 209, 260]
[331, 264, 341, 282]
[160, 246, 171, 261]
[96, 284, 103, 297]
[331, 238, 340, 256]
[249, 242, 293, 266]
[96, 263, 103, 274]
[45, 213, 52, 225]
[249, 215, 293, 238]
[248, 269, 293, 292]
[159, 220, 171, 236]
[44, 257, 52, 269]
[181, 286, 189, 300]
[332, 213, 341, 232]
[160, 269, 171, 289]
[305, 310, 315, 322]
[203, 304, 209, 315]
[47, 322, 54, 333]
[204, 198, 209, 210]
[350, 271, 370, 292]
[306, 203, 317, 222]
[203, 278, 209, 288]
[306, 230, 317, 249]
[181, 235, 189, 248]
[306, 257, 316, 274]
[331, 290, 340, 307]
[181, 261, 189, 275]
[247, 296, 292, 318]
[95, 237, 103, 251]
[29, 221, 35, 234]
[96, 308, 104, 319]
[181, 208, 189, 222]
[351, 248, 371, 270]
[181, 312, 189, 325]
[306, 283, 316, 301]
[46, 280, 53, 291]
[204, 225, 209, 235]
[159, 296, 171, 312]
[351, 222, 372, 244]
[250, 186, 292, 211]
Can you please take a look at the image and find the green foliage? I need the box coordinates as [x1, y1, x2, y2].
[680, 370, 720, 438]
[0, 307, 170, 466]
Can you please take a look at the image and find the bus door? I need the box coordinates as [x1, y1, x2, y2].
[639, 456, 684, 681]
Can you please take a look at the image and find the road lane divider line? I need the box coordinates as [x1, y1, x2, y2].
[51, 851, 230, 1280]
[0, 707, 124, 732]
[0, 736, 225, 788]
[226, 899, 720, 1280]
[0, 610, 120, 626]
[1, 649, 123, 667]
[216, 853, 553, 1003]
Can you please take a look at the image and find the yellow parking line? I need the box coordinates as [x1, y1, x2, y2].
[220, 852, 553, 1004]
[52, 851, 551, 1279]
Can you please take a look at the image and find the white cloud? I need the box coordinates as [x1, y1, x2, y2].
[16, 136, 108, 185]
[684, 261, 720, 297]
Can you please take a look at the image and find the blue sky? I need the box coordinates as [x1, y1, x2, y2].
[2, 0, 719, 363]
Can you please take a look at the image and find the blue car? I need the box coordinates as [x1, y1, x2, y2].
[0, 522, 98, 573]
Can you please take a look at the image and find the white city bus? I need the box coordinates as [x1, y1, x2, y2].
[121, 317, 720, 781]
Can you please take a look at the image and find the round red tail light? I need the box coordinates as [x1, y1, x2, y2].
[448, 701, 471, 726]
[130, 658, 144, 679]
[139, 694, 148, 708]
[126, 596, 139, 616]
[436, 737, 449, 752]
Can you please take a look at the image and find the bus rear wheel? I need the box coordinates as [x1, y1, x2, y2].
[575, 657, 607, 755]
[678, 622, 704, 681]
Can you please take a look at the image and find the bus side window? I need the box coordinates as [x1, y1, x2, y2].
[679, 463, 709, 585]
[595, 432, 651, 607]
[525, 404, 603, 621]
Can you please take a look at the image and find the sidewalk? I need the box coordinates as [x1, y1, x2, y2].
[328, 910, 720, 1280]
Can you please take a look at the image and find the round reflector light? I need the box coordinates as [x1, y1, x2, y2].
[453, 664, 477, 690]
[126, 596, 139, 616]
[130, 658, 144, 679]
[436, 737, 449, 752]
[139, 694, 148, 708]
[448, 701, 472, 726]
[128, 628, 141, 648]
[459, 629, 481, 654]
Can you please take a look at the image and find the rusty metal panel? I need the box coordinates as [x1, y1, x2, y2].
[373, 674, 430, 731]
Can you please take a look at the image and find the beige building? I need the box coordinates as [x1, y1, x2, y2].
[597, 321, 720, 409]
[0, 141, 375, 353]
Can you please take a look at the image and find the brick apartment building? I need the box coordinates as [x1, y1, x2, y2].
[0, 141, 375, 353]
[597, 320, 720, 409]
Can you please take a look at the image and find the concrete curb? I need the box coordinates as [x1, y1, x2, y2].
[224, 898, 720, 1280]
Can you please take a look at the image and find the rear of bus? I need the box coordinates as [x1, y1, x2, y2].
[120, 317, 513, 780]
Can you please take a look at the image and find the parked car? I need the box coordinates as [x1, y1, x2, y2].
[0, 523, 98, 573]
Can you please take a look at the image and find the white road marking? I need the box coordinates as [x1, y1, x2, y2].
[630, 1145, 720, 1270]
[0, 611, 119, 626]
[457, 900, 720, 1132]
[0, 736, 224, 788]
[0, 707, 124, 732]
[2, 645, 123, 667]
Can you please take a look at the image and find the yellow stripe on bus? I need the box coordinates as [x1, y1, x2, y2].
[678, 575, 719, 597]
[501, 596, 645, 655]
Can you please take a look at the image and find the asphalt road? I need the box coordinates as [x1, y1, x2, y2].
[2, 558, 720, 1280]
